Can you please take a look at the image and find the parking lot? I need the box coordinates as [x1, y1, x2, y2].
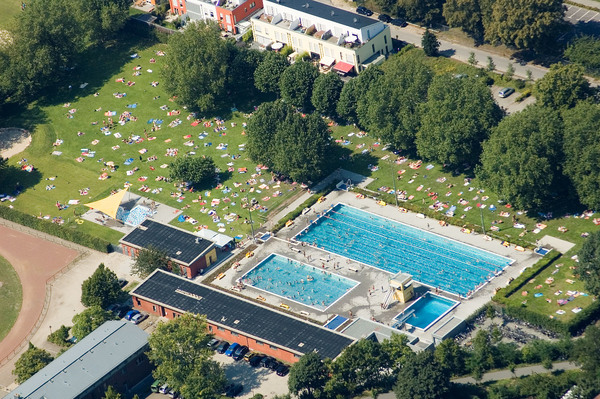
[565, 3, 600, 24]
[143, 349, 289, 399]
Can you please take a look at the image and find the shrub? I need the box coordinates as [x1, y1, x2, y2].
[280, 45, 294, 57]
[515, 90, 531, 102]
[47, 325, 72, 347]
[514, 79, 526, 89]
[481, 75, 494, 86]
[242, 30, 253, 43]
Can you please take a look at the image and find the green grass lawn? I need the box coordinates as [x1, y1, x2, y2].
[0, 255, 22, 341]
[0, 0, 21, 30]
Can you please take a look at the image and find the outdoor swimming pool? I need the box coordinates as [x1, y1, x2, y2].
[295, 203, 513, 297]
[240, 253, 359, 311]
[394, 293, 458, 330]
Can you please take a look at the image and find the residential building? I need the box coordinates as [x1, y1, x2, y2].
[131, 270, 354, 363]
[170, 0, 263, 34]
[4, 321, 151, 399]
[120, 219, 227, 278]
[251, 0, 392, 73]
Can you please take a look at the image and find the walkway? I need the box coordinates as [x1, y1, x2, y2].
[451, 361, 579, 384]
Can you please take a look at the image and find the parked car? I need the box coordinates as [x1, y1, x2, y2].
[499, 87, 515, 98]
[356, 6, 373, 16]
[151, 379, 163, 393]
[390, 18, 407, 27]
[207, 338, 220, 350]
[276, 364, 290, 376]
[225, 343, 240, 357]
[232, 345, 249, 361]
[159, 384, 170, 394]
[124, 310, 139, 321]
[260, 356, 275, 369]
[117, 278, 128, 288]
[249, 354, 264, 367]
[225, 383, 244, 397]
[216, 341, 230, 354]
[378, 13, 391, 22]
[244, 352, 259, 362]
[130, 313, 148, 325]
[116, 305, 131, 319]
[268, 359, 282, 371]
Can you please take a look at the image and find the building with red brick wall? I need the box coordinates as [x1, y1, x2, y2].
[5, 321, 151, 399]
[120, 219, 221, 278]
[131, 270, 354, 364]
[169, 0, 187, 15]
[184, 0, 263, 34]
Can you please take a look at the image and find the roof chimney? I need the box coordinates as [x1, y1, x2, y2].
[353, 17, 358, 23]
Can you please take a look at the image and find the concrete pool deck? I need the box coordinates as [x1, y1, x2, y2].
[211, 189, 540, 345]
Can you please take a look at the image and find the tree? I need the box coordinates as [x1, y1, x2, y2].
[102, 386, 122, 399]
[374, 0, 398, 13]
[416, 75, 503, 166]
[468, 52, 478, 67]
[485, 0, 565, 51]
[526, 69, 533, 82]
[358, 51, 433, 152]
[311, 72, 344, 118]
[330, 339, 391, 393]
[170, 156, 216, 188]
[337, 66, 383, 124]
[73, 0, 131, 45]
[161, 21, 231, 112]
[393, 350, 450, 399]
[13, 343, 54, 383]
[443, 0, 486, 42]
[288, 352, 329, 398]
[227, 47, 262, 98]
[47, 325, 72, 347]
[565, 35, 600, 74]
[434, 339, 467, 376]
[486, 56, 496, 72]
[279, 61, 320, 110]
[562, 102, 600, 209]
[477, 106, 565, 212]
[505, 62, 515, 81]
[576, 232, 600, 296]
[422, 29, 440, 57]
[574, 325, 600, 394]
[71, 305, 116, 340]
[132, 245, 170, 278]
[398, 0, 445, 25]
[246, 100, 293, 166]
[468, 330, 496, 373]
[254, 52, 289, 95]
[81, 263, 122, 308]
[148, 314, 226, 399]
[381, 333, 413, 372]
[535, 63, 590, 110]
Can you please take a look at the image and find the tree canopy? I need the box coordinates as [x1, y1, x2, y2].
[422, 29, 440, 57]
[337, 66, 383, 125]
[132, 245, 170, 278]
[279, 61, 320, 110]
[477, 106, 564, 212]
[147, 314, 226, 399]
[246, 100, 293, 166]
[434, 338, 467, 376]
[330, 339, 391, 393]
[398, 0, 445, 25]
[13, 343, 54, 383]
[254, 52, 289, 95]
[416, 75, 503, 166]
[71, 305, 116, 341]
[311, 72, 344, 118]
[358, 51, 433, 152]
[393, 350, 450, 399]
[565, 35, 600, 74]
[170, 156, 216, 188]
[102, 386, 122, 399]
[576, 231, 600, 296]
[562, 102, 600, 210]
[288, 352, 329, 398]
[484, 0, 565, 51]
[443, 0, 487, 42]
[81, 263, 122, 309]
[535, 63, 590, 110]
[162, 21, 231, 112]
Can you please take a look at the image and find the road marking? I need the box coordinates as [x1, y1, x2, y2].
[568, 9, 583, 19]
[586, 12, 599, 22]
[578, 10, 591, 20]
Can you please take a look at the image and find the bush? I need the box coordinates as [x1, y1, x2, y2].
[47, 325, 72, 347]
[514, 79, 526, 89]
[297, 51, 310, 61]
[481, 75, 494, 86]
[280, 45, 294, 57]
[515, 90, 532, 102]
[242, 30, 253, 43]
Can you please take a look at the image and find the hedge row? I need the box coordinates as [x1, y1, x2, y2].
[0, 206, 111, 253]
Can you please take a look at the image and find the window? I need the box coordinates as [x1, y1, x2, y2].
[357, 55, 360, 63]
[384, 35, 387, 44]
[294, 354, 301, 358]
[372, 44, 375, 52]
[232, 332, 239, 337]
[250, 1, 255, 7]
[226, 15, 231, 23]
[152, 305, 156, 312]
[208, 325, 213, 331]
[172, 312, 176, 318]
[210, 11, 214, 17]
[217, 326, 225, 331]
[256, 341, 264, 346]
[269, 345, 278, 350]
[135, 298, 141, 306]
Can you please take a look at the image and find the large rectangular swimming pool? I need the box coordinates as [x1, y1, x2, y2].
[294, 203, 512, 297]
[240, 253, 359, 311]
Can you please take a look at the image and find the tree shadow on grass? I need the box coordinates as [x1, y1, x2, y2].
[0, 165, 43, 197]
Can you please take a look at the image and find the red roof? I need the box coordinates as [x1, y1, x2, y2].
[333, 61, 354, 74]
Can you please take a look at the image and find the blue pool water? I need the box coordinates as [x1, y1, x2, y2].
[394, 293, 458, 330]
[295, 203, 512, 297]
[241, 254, 358, 311]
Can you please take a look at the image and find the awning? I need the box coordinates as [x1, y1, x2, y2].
[333, 61, 354, 74]
[195, 228, 234, 248]
[271, 42, 284, 50]
[84, 187, 129, 219]
[320, 56, 335, 67]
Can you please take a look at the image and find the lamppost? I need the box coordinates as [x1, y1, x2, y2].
[391, 161, 399, 208]
[246, 196, 256, 243]
[480, 206, 486, 236]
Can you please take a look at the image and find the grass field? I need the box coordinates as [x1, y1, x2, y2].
[0, 255, 22, 342]
[0, 0, 21, 30]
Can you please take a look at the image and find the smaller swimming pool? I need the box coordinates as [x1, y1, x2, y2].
[240, 253, 359, 311]
[394, 293, 458, 331]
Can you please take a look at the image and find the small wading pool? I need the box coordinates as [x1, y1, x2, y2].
[240, 253, 359, 311]
[393, 292, 459, 331]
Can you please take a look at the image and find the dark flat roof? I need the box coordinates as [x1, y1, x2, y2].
[268, 0, 379, 29]
[120, 220, 214, 265]
[132, 270, 354, 359]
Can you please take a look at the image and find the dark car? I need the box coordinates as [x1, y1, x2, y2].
[216, 341, 230, 354]
[225, 383, 243, 398]
[276, 364, 289, 377]
[115, 305, 131, 319]
[260, 356, 275, 369]
[356, 6, 373, 16]
[117, 278, 128, 288]
[232, 345, 249, 361]
[378, 13, 391, 23]
[249, 354, 264, 367]
[391, 18, 407, 27]
[268, 359, 282, 371]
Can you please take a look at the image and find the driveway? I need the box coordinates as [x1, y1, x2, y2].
[490, 85, 536, 114]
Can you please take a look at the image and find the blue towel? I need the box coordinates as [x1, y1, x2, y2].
[124, 158, 134, 165]
[127, 103, 137, 109]
[147, 119, 155, 124]
[155, 119, 163, 124]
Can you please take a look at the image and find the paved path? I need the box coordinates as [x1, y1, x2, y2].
[451, 361, 579, 384]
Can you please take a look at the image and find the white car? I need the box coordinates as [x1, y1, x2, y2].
[130, 313, 148, 325]
[499, 87, 515, 98]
